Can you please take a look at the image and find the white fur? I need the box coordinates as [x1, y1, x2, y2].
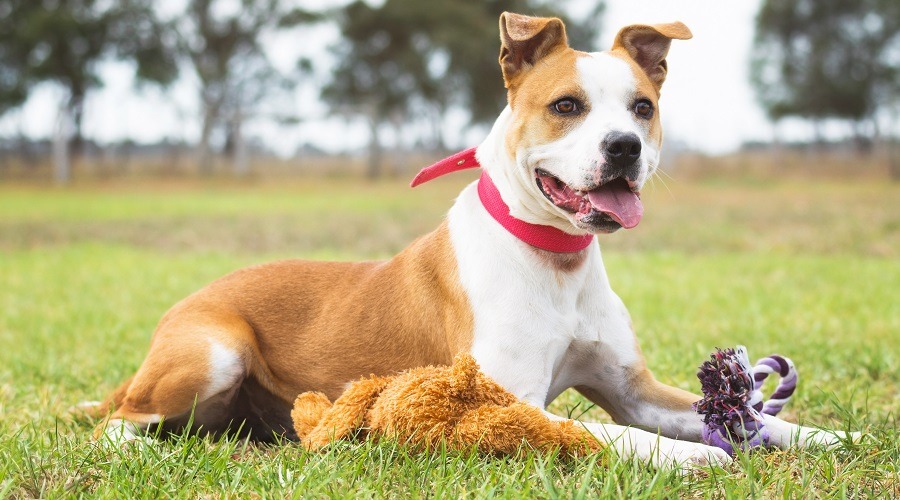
[447, 49, 855, 467]
[101, 416, 160, 447]
[202, 339, 244, 400]
[577, 53, 662, 184]
[448, 184, 729, 467]
[476, 53, 659, 235]
[763, 414, 862, 448]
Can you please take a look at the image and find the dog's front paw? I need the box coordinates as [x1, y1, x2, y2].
[762, 414, 862, 450]
[649, 436, 732, 469]
[608, 427, 731, 469]
[800, 428, 863, 449]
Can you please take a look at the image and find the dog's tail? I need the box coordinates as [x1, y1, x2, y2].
[70, 375, 134, 419]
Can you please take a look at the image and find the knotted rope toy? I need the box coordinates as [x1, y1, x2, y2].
[693, 345, 798, 455]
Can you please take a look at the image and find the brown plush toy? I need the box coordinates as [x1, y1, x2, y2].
[291, 354, 603, 457]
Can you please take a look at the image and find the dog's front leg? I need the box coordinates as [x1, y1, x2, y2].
[472, 339, 731, 468]
[563, 370, 730, 468]
[762, 413, 862, 449]
[575, 365, 706, 442]
[539, 408, 730, 468]
[576, 357, 860, 453]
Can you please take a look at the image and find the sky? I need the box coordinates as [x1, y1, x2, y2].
[0, 0, 828, 156]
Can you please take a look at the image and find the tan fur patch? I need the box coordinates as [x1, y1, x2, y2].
[528, 246, 589, 274]
[504, 48, 590, 160]
[102, 221, 475, 432]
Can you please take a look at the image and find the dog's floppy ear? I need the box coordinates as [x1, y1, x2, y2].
[499, 12, 568, 87]
[612, 22, 692, 89]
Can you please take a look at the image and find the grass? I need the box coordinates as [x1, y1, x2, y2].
[0, 174, 898, 497]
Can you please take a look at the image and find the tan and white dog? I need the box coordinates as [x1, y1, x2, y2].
[95, 13, 856, 467]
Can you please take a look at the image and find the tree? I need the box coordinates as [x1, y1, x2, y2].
[751, 0, 900, 150]
[0, 2, 30, 118]
[0, 0, 178, 183]
[172, 0, 318, 175]
[323, 0, 605, 178]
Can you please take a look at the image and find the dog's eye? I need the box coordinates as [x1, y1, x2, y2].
[552, 99, 578, 115]
[634, 99, 654, 119]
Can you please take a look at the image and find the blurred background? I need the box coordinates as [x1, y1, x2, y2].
[0, 0, 898, 182]
[1, 6, 898, 488]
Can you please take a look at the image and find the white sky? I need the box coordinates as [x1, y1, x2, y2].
[0, 0, 845, 156]
[603, 0, 771, 152]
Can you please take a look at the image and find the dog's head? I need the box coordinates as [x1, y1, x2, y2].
[479, 13, 691, 234]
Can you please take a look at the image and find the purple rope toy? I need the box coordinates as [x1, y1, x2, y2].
[693, 345, 798, 455]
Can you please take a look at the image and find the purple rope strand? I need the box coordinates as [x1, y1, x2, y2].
[752, 354, 797, 416]
[694, 346, 798, 455]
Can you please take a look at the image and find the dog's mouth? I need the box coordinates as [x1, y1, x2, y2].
[535, 169, 643, 232]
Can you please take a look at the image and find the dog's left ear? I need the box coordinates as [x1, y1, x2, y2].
[612, 22, 692, 89]
[499, 12, 568, 87]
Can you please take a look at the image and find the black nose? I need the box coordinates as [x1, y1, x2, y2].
[603, 132, 642, 172]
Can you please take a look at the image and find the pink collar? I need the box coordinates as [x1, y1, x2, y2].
[411, 148, 594, 253]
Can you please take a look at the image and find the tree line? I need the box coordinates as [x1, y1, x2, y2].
[0, 0, 605, 182]
[751, 0, 900, 153]
[1, 0, 898, 182]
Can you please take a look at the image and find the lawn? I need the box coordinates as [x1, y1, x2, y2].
[0, 174, 898, 497]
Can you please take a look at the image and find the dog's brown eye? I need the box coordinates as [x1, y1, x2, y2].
[553, 99, 578, 115]
[634, 100, 653, 119]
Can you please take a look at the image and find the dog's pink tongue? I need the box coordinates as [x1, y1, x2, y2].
[587, 179, 643, 229]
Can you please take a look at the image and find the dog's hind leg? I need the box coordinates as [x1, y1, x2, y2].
[72, 375, 133, 419]
[93, 312, 261, 445]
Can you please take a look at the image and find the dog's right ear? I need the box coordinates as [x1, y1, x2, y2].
[612, 22, 692, 90]
[499, 12, 568, 87]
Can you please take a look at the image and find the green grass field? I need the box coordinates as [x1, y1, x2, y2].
[1, 175, 898, 497]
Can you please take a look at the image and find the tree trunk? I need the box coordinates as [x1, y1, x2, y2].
[811, 120, 825, 152]
[852, 120, 872, 154]
[198, 102, 216, 175]
[430, 106, 446, 151]
[888, 136, 900, 181]
[53, 99, 72, 185]
[877, 114, 900, 181]
[391, 116, 407, 177]
[232, 109, 249, 177]
[771, 119, 783, 168]
[367, 116, 382, 180]
[69, 91, 85, 157]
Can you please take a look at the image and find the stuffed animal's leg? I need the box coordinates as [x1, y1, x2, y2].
[291, 392, 333, 442]
[300, 375, 392, 450]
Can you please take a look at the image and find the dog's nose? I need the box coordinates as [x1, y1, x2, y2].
[603, 132, 642, 174]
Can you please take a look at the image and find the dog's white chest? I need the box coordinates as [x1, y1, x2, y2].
[447, 184, 639, 406]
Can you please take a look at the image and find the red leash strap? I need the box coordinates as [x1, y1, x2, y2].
[410, 148, 479, 187]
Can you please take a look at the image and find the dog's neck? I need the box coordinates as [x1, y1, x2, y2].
[412, 149, 594, 254]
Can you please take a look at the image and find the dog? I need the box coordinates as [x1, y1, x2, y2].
[93, 12, 857, 467]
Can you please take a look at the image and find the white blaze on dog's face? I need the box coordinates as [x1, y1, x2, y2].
[483, 13, 692, 234]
